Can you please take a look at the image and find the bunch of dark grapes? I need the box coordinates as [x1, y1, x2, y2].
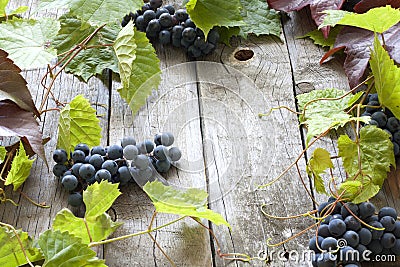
[309, 198, 400, 267]
[362, 93, 400, 157]
[52, 132, 182, 207]
[120, 0, 219, 58]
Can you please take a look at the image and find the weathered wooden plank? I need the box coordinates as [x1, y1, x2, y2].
[197, 35, 314, 266]
[104, 2, 212, 266]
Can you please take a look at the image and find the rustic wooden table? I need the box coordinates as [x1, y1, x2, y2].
[1, 1, 399, 266]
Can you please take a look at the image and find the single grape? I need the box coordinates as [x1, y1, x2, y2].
[68, 192, 83, 207]
[371, 111, 387, 128]
[380, 216, 396, 231]
[159, 13, 173, 28]
[182, 27, 196, 42]
[393, 221, 400, 238]
[159, 30, 171, 44]
[184, 18, 196, 28]
[343, 230, 360, 248]
[364, 215, 379, 224]
[309, 236, 324, 252]
[155, 159, 171, 173]
[194, 37, 207, 50]
[386, 117, 400, 133]
[318, 202, 330, 216]
[123, 145, 139, 160]
[107, 144, 123, 160]
[201, 43, 215, 55]
[207, 29, 220, 45]
[391, 239, 400, 255]
[341, 203, 359, 218]
[368, 239, 383, 254]
[180, 38, 192, 48]
[359, 202, 376, 219]
[143, 10, 156, 24]
[144, 140, 155, 153]
[154, 133, 162, 146]
[79, 164, 96, 180]
[129, 11, 138, 21]
[393, 131, 400, 144]
[369, 93, 379, 102]
[381, 233, 396, 249]
[135, 15, 146, 31]
[339, 246, 358, 264]
[328, 219, 346, 237]
[134, 154, 150, 170]
[71, 163, 83, 177]
[318, 224, 330, 238]
[174, 9, 188, 22]
[344, 216, 361, 231]
[146, 19, 161, 37]
[72, 150, 86, 163]
[61, 174, 78, 191]
[121, 136, 136, 148]
[321, 215, 332, 225]
[369, 221, 384, 240]
[89, 154, 104, 169]
[355, 244, 367, 261]
[154, 145, 167, 160]
[53, 149, 68, 164]
[168, 147, 182, 161]
[393, 141, 400, 157]
[84, 155, 91, 163]
[316, 252, 336, 267]
[74, 143, 90, 156]
[365, 101, 380, 113]
[121, 19, 129, 27]
[188, 45, 202, 58]
[378, 207, 397, 220]
[118, 166, 132, 184]
[141, 3, 152, 13]
[95, 169, 112, 181]
[358, 228, 372, 246]
[91, 145, 106, 156]
[155, 7, 169, 18]
[164, 4, 175, 15]
[321, 237, 338, 251]
[53, 163, 68, 177]
[101, 160, 118, 175]
[331, 214, 343, 222]
[149, 0, 162, 9]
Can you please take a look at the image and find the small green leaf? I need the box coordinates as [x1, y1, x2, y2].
[117, 29, 161, 116]
[339, 180, 380, 204]
[239, 0, 281, 38]
[143, 181, 230, 228]
[338, 126, 395, 187]
[186, 0, 245, 38]
[53, 15, 119, 82]
[57, 95, 102, 157]
[320, 6, 400, 33]
[37, 0, 143, 27]
[370, 35, 400, 119]
[5, 142, 34, 191]
[0, 226, 44, 266]
[113, 21, 137, 88]
[38, 230, 105, 267]
[300, 26, 343, 49]
[0, 146, 6, 164]
[0, 18, 59, 69]
[306, 148, 333, 195]
[84, 180, 121, 218]
[52, 208, 122, 244]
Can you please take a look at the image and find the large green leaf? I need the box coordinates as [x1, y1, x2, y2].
[306, 148, 333, 195]
[320, 6, 400, 33]
[117, 29, 161, 115]
[370, 35, 400, 119]
[338, 126, 395, 187]
[0, 226, 43, 266]
[297, 88, 369, 143]
[113, 21, 136, 88]
[38, 230, 105, 267]
[84, 180, 121, 218]
[53, 15, 119, 82]
[52, 208, 122, 244]
[0, 18, 59, 69]
[300, 26, 343, 49]
[37, 0, 142, 27]
[339, 180, 381, 204]
[4, 142, 34, 191]
[57, 95, 102, 157]
[143, 181, 230, 228]
[186, 0, 245, 38]
[239, 0, 280, 38]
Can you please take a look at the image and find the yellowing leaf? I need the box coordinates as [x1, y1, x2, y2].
[320, 6, 400, 33]
[5, 141, 34, 191]
[143, 181, 230, 228]
[57, 95, 102, 157]
[306, 148, 333, 194]
[370, 35, 400, 119]
[84, 180, 121, 218]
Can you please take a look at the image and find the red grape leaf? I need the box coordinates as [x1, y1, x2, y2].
[354, 0, 400, 13]
[267, 0, 343, 37]
[0, 100, 46, 164]
[321, 23, 400, 87]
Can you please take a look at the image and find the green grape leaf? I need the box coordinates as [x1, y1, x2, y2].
[84, 180, 121, 218]
[0, 0, 28, 18]
[143, 181, 230, 228]
[370, 35, 400, 119]
[52, 208, 122, 244]
[117, 29, 161, 115]
[57, 95, 102, 157]
[186, 0, 245, 38]
[0, 146, 6, 165]
[320, 6, 400, 33]
[297, 88, 370, 143]
[37, 0, 143, 27]
[339, 180, 381, 204]
[338, 126, 395, 187]
[53, 15, 119, 82]
[4, 141, 34, 191]
[0, 18, 59, 69]
[306, 148, 333, 194]
[300, 26, 343, 49]
[0, 226, 44, 266]
[239, 0, 281, 38]
[38, 230, 105, 267]
[216, 26, 240, 45]
[113, 21, 136, 88]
